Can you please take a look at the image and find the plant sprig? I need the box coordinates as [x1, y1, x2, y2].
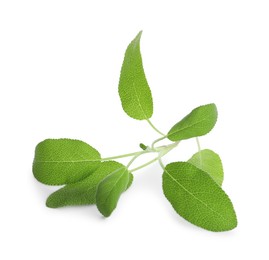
[33, 31, 237, 232]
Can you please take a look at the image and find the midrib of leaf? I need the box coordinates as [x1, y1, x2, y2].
[99, 169, 128, 206]
[81, 167, 126, 193]
[198, 152, 203, 168]
[130, 36, 148, 119]
[164, 168, 228, 222]
[169, 118, 209, 136]
[133, 81, 147, 119]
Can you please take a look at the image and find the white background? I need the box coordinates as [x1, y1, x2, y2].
[1, 0, 269, 259]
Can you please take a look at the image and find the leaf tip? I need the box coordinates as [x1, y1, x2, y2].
[45, 195, 58, 208]
[137, 30, 143, 38]
[101, 211, 112, 218]
[132, 30, 143, 46]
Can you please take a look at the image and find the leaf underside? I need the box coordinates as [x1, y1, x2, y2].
[33, 139, 101, 185]
[46, 161, 133, 208]
[118, 31, 153, 120]
[188, 149, 224, 186]
[162, 162, 237, 232]
[167, 104, 218, 141]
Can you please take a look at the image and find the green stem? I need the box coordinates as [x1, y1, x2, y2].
[102, 140, 179, 173]
[130, 156, 162, 172]
[126, 152, 145, 168]
[158, 157, 165, 170]
[196, 137, 201, 152]
[101, 151, 146, 161]
[151, 136, 167, 149]
[101, 140, 175, 161]
[196, 137, 202, 163]
[146, 119, 166, 136]
[130, 142, 178, 172]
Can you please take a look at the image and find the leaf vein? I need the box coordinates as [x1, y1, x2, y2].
[165, 169, 228, 222]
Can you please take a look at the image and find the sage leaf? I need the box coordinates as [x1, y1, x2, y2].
[162, 162, 237, 232]
[167, 104, 218, 141]
[96, 166, 130, 217]
[139, 143, 148, 150]
[46, 161, 133, 208]
[33, 139, 101, 185]
[118, 31, 153, 120]
[188, 149, 224, 186]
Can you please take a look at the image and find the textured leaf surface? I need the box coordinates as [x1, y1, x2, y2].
[46, 161, 133, 208]
[118, 31, 153, 120]
[96, 165, 130, 217]
[188, 149, 224, 186]
[33, 139, 101, 185]
[167, 104, 218, 141]
[162, 162, 237, 231]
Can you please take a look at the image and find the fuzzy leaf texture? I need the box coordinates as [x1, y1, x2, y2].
[162, 162, 237, 231]
[46, 161, 133, 208]
[188, 149, 224, 186]
[167, 104, 218, 141]
[96, 166, 130, 217]
[33, 139, 101, 185]
[118, 31, 153, 120]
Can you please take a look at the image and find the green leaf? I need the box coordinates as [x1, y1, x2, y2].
[33, 139, 101, 185]
[118, 31, 153, 120]
[126, 171, 134, 189]
[139, 143, 148, 150]
[96, 165, 130, 217]
[188, 149, 224, 186]
[46, 161, 133, 208]
[167, 104, 218, 141]
[162, 162, 237, 232]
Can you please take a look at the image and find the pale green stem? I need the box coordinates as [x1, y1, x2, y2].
[130, 143, 178, 172]
[196, 137, 202, 163]
[102, 140, 179, 172]
[101, 140, 175, 161]
[196, 137, 201, 152]
[130, 156, 162, 172]
[158, 157, 165, 170]
[101, 151, 146, 161]
[126, 152, 145, 168]
[146, 119, 166, 136]
[151, 136, 167, 149]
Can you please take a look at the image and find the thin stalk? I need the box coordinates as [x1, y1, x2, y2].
[146, 119, 166, 136]
[196, 137, 202, 163]
[101, 151, 147, 161]
[151, 136, 167, 149]
[130, 143, 177, 172]
[126, 152, 145, 168]
[158, 157, 165, 170]
[196, 137, 201, 153]
[130, 156, 162, 172]
[101, 140, 178, 164]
